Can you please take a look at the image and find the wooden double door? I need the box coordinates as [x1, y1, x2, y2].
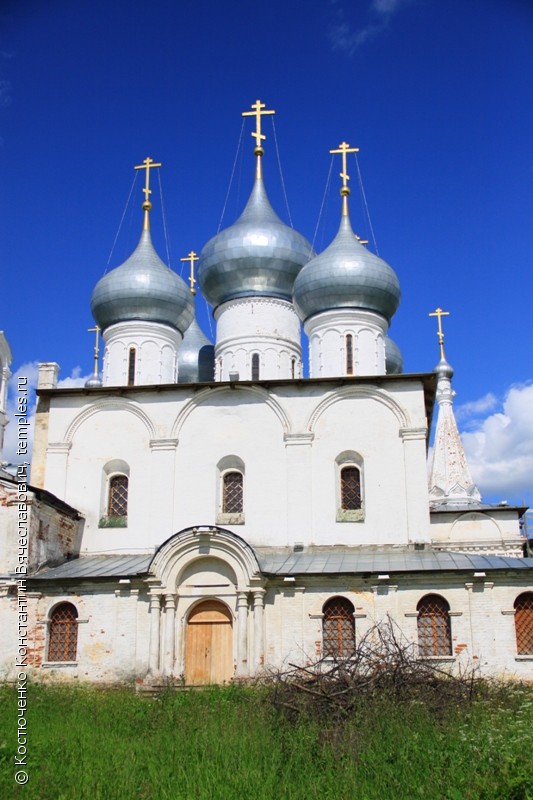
[184, 600, 234, 685]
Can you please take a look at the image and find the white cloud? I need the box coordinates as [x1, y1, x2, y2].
[328, 0, 412, 55]
[455, 392, 499, 425]
[2, 364, 91, 472]
[460, 383, 533, 504]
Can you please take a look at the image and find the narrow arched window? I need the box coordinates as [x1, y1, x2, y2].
[323, 597, 355, 658]
[417, 594, 452, 657]
[48, 602, 78, 662]
[340, 466, 361, 510]
[251, 353, 260, 381]
[346, 334, 354, 375]
[108, 474, 128, 518]
[127, 348, 136, 386]
[514, 592, 533, 655]
[291, 357, 296, 379]
[223, 471, 243, 514]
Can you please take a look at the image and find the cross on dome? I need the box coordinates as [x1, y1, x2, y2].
[429, 307, 450, 360]
[330, 141, 360, 216]
[181, 251, 199, 296]
[134, 157, 162, 230]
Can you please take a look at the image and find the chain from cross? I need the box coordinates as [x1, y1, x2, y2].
[181, 251, 199, 295]
[242, 100, 275, 149]
[429, 307, 450, 358]
[329, 141, 360, 190]
[134, 157, 162, 204]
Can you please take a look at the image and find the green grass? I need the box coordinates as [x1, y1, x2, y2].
[0, 682, 532, 800]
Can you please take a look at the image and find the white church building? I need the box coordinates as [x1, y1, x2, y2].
[1, 102, 532, 685]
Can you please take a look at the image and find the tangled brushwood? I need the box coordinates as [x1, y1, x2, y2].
[268, 615, 482, 724]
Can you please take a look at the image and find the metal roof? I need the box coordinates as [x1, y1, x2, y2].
[26, 549, 533, 582]
[255, 549, 533, 576]
[29, 554, 153, 580]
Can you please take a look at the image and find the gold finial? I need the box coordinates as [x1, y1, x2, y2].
[242, 99, 275, 178]
[134, 157, 162, 231]
[330, 141, 360, 216]
[88, 325, 100, 376]
[181, 251, 199, 296]
[429, 307, 450, 360]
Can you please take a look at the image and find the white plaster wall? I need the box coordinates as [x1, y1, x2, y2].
[305, 309, 387, 378]
[11, 573, 532, 683]
[214, 297, 302, 381]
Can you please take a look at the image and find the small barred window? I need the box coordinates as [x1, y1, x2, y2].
[48, 602, 78, 662]
[340, 466, 361, 510]
[223, 471, 243, 514]
[514, 592, 533, 655]
[128, 348, 136, 386]
[417, 594, 452, 657]
[346, 334, 354, 375]
[251, 353, 260, 381]
[108, 475, 128, 517]
[323, 597, 356, 658]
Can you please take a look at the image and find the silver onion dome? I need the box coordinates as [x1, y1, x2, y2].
[177, 317, 215, 383]
[435, 356, 454, 379]
[293, 215, 401, 323]
[91, 229, 195, 334]
[385, 336, 403, 374]
[198, 177, 314, 308]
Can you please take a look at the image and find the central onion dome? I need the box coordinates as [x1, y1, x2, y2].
[293, 213, 401, 323]
[198, 176, 314, 308]
[91, 228, 195, 334]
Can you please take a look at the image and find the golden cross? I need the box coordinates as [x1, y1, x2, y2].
[181, 251, 199, 296]
[134, 157, 162, 204]
[429, 307, 450, 360]
[330, 141, 359, 215]
[242, 99, 275, 150]
[88, 325, 100, 374]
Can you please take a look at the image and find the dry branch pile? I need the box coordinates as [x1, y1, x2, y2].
[268, 615, 480, 724]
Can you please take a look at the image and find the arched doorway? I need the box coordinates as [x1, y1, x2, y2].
[185, 599, 234, 685]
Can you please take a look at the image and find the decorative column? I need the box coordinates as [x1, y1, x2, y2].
[284, 434, 314, 542]
[148, 593, 162, 677]
[236, 591, 249, 677]
[163, 594, 177, 677]
[252, 589, 266, 673]
[400, 426, 431, 542]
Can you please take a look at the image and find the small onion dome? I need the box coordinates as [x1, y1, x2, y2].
[84, 373, 103, 388]
[385, 336, 403, 374]
[177, 318, 215, 384]
[435, 356, 454, 379]
[198, 177, 314, 308]
[293, 215, 401, 323]
[91, 229, 195, 334]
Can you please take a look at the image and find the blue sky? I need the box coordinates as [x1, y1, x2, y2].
[1, 0, 532, 506]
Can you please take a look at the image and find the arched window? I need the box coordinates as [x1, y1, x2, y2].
[417, 594, 452, 657]
[340, 466, 361, 510]
[222, 471, 243, 514]
[108, 474, 128, 518]
[291, 357, 296, 379]
[514, 592, 533, 655]
[345, 334, 354, 375]
[251, 353, 260, 381]
[127, 348, 136, 386]
[48, 602, 78, 662]
[322, 597, 355, 658]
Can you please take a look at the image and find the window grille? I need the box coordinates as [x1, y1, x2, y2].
[417, 595, 452, 657]
[251, 353, 260, 381]
[108, 474, 128, 517]
[323, 597, 356, 658]
[514, 592, 533, 655]
[128, 348, 136, 386]
[346, 334, 354, 375]
[223, 471, 243, 514]
[48, 602, 78, 662]
[340, 466, 361, 510]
